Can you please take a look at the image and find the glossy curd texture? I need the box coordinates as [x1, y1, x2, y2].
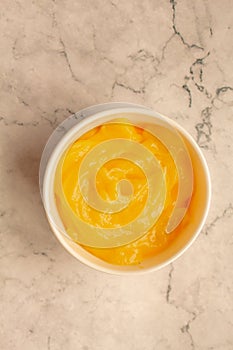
[55, 123, 194, 265]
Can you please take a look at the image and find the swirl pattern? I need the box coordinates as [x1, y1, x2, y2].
[54, 118, 193, 252]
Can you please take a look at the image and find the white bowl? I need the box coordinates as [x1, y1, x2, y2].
[40, 103, 211, 275]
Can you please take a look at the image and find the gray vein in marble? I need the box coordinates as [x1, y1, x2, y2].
[181, 312, 198, 350]
[18, 98, 30, 107]
[41, 108, 75, 128]
[178, 47, 233, 151]
[170, 0, 203, 51]
[182, 82, 192, 108]
[113, 48, 162, 98]
[92, 26, 115, 66]
[0, 211, 6, 217]
[195, 106, 212, 148]
[47, 335, 51, 350]
[190, 52, 212, 99]
[110, 1, 117, 9]
[51, 1, 57, 27]
[160, 33, 176, 62]
[59, 38, 83, 85]
[12, 38, 21, 60]
[204, 203, 233, 235]
[203, 0, 213, 36]
[0, 116, 39, 127]
[194, 84, 233, 149]
[128, 49, 159, 65]
[111, 81, 145, 97]
[33, 250, 55, 262]
[165, 264, 205, 350]
[182, 51, 211, 109]
[216, 86, 233, 104]
[166, 263, 174, 303]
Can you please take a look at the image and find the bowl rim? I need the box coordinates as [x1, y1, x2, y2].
[42, 106, 211, 275]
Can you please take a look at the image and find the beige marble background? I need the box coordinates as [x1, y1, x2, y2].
[0, 0, 233, 349]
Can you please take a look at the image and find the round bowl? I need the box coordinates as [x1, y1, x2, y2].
[40, 104, 211, 275]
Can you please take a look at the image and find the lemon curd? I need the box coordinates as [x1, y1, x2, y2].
[55, 122, 194, 266]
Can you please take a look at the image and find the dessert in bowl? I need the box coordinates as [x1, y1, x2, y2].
[41, 106, 211, 274]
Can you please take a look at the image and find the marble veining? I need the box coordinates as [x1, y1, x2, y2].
[0, 0, 233, 349]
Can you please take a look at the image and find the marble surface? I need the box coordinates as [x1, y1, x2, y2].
[0, 0, 233, 349]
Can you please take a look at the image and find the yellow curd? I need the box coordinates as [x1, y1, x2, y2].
[55, 122, 194, 265]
